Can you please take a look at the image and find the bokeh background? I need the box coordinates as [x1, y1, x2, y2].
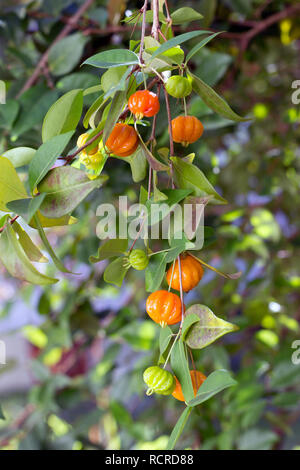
[0, 0, 300, 450]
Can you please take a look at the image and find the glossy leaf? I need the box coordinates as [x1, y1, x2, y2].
[181, 313, 200, 341]
[0, 224, 57, 285]
[83, 49, 139, 68]
[3, 147, 36, 168]
[103, 257, 129, 287]
[37, 166, 108, 218]
[170, 157, 227, 204]
[145, 252, 168, 292]
[171, 340, 194, 402]
[29, 212, 78, 229]
[151, 31, 210, 60]
[187, 369, 237, 407]
[7, 194, 46, 223]
[128, 147, 147, 183]
[171, 7, 203, 25]
[0, 156, 27, 211]
[185, 32, 221, 63]
[159, 326, 173, 358]
[42, 89, 83, 142]
[90, 238, 128, 263]
[12, 222, 48, 263]
[184, 304, 238, 349]
[188, 70, 249, 122]
[28, 131, 74, 191]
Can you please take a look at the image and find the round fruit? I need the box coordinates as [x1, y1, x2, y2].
[106, 123, 139, 157]
[165, 76, 192, 99]
[172, 370, 206, 402]
[171, 115, 204, 146]
[128, 90, 160, 119]
[143, 366, 175, 396]
[129, 249, 149, 271]
[77, 133, 98, 155]
[166, 254, 204, 293]
[146, 290, 183, 326]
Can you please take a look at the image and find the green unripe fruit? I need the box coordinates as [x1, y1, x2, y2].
[129, 249, 149, 271]
[165, 76, 192, 99]
[143, 366, 175, 396]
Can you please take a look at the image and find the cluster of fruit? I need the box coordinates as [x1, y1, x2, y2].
[77, 75, 204, 171]
[144, 254, 206, 401]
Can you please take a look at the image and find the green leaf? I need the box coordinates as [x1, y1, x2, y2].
[171, 7, 203, 25]
[103, 257, 129, 287]
[0, 100, 19, 128]
[37, 166, 108, 218]
[0, 156, 27, 211]
[48, 33, 88, 76]
[170, 157, 227, 204]
[159, 326, 173, 358]
[0, 224, 57, 285]
[188, 70, 249, 122]
[151, 31, 210, 61]
[136, 129, 169, 172]
[103, 90, 127, 145]
[184, 304, 238, 349]
[83, 49, 139, 68]
[167, 406, 192, 450]
[145, 252, 168, 292]
[7, 194, 46, 223]
[185, 32, 221, 63]
[28, 131, 74, 191]
[90, 238, 128, 263]
[3, 147, 36, 168]
[12, 222, 48, 263]
[42, 89, 83, 142]
[181, 313, 200, 341]
[128, 147, 147, 183]
[33, 214, 74, 274]
[171, 340, 194, 402]
[83, 93, 105, 129]
[187, 370, 237, 407]
[29, 212, 77, 229]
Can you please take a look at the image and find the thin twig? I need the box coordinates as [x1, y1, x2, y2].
[139, 0, 149, 64]
[0, 215, 19, 234]
[62, 129, 103, 165]
[151, 0, 160, 40]
[16, 0, 95, 98]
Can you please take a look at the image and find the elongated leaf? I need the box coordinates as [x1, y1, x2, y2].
[188, 71, 249, 122]
[137, 130, 169, 172]
[42, 89, 83, 142]
[171, 7, 203, 25]
[90, 238, 128, 263]
[48, 33, 88, 76]
[167, 407, 192, 450]
[151, 31, 210, 60]
[7, 194, 46, 223]
[0, 156, 27, 211]
[159, 326, 173, 358]
[171, 340, 194, 402]
[185, 32, 221, 63]
[103, 90, 127, 144]
[12, 222, 48, 263]
[103, 257, 129, 287]
[37, 166, 108, 218]
[187, 369, 237, 407]
[3, 147, 36, 168]
[0, 224, 57, 285]
[29, 212, 77, 229]
[145, 252, 168, 292]
[128, 147, 147, 183]
[33, 214, 74, 274]
[171, 157, 227, 204]
[83, 93, 105, 129]
[184, 304, 238, 349]
[29, 131, 74, 191]
[83, 49, 139, 68]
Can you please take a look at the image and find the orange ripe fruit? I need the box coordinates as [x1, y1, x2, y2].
[146, 290, 183, 326]
[171, 115, 204, 146]
[166, 254, 204, 293]
[172, 370, 207, 402]
[128, 90, 160, 119]
[106, 123, 139, 157]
